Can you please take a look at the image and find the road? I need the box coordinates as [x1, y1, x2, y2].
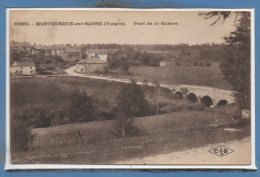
[65, 65, 235, 105]
[115, 137, 251, 165]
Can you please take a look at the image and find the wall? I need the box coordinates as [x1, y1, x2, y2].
[75, 63, 108, 73]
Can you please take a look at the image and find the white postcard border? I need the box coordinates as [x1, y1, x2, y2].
[5, 8, 256, 170]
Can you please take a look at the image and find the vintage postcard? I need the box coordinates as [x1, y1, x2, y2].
[5, 8, 255, 170]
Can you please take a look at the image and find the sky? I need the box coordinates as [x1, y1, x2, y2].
[9, 9, 237, 45]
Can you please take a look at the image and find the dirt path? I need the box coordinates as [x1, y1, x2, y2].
[115, 137, 251, 165]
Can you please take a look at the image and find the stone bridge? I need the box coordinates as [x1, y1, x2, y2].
[66, 66, 236, 107]
[159, 84, 236, 107]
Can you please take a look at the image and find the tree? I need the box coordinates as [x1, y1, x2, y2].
[116, 80, 149, 117]
[111, 80, 149, 137]
[201, 11, 251, 109]
[121, 59, 130, 74]
[68, 88, 96, 122]
[81, 46, 87, 59]
[10, 107, 50, 152]
[11, 114, 31, 152]
[110, 113, 142, 138]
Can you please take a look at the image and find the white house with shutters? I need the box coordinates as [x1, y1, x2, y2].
[10, 59, 36, 76]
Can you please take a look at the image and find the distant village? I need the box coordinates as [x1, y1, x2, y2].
[10, 41, 222, 77]
[10, 41, 125, 76]
[10, 41, 175, 77]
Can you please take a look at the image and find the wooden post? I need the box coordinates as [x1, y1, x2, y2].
[28, 131, 32, 152]
[51, 137, 54, 146]
[76, 129, 84, 145]
[122, 126, 126, 138]
[155, 86, 159, 135]
[56, 135, 59, 145]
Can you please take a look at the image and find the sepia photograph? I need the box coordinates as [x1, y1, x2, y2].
[6, 8, 255, 169]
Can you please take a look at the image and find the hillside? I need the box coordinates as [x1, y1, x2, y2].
[31, 104, 239, 148]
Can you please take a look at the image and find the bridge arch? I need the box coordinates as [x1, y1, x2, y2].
[217, 99, 228, 106]
[175, 91, 183, 99]
[187, 92, 198, 103]
[201, 95, 213, 107]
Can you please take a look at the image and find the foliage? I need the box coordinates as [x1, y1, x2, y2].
[205, 61, 211, 67]
[199, 11, 232, 25]
[116, 80, 150, 117]
[201, 11, 251, 109]
[10, 107, 50, 152]
[11, 115, 30, 152]
[68, 88, 96, 122]
[111, 80, 149, 137]
[110, 114, 143, 138]
[199, 46, 224, 61]
[16, 106, 52, 128]
[121, 59, 130, 74]
[180, 87, 189, 96]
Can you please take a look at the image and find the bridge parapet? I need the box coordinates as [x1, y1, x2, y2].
[169, 84, 236, 107]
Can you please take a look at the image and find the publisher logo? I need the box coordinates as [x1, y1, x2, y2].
[209, 145, 234, 157]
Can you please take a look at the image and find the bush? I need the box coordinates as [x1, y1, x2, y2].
[110, 116, 143, 138]
[194, 61, 198, 66]
[176, 61, 180, 66]
[186, 104, 206, 111]
[200, 62, 204, 66]
[162, 104, 183, 113]
[205, 61, 211, 67]
[69, 88, 96, 123]
[180, 87, 189, 96]
[160, 87, 172, 96]
[116, 80, 149, 117]
[11, 118, 29, 152]
[10, 114, 36, 152]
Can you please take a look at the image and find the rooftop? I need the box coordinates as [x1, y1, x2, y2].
[85, 49, 120, 54]
[77, 58, 108, 64]
[64, 48, 81, 53]
[12, 59, 35, 67]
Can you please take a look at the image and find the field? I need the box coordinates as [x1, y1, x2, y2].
[10, 76, 122, 110]
[29, 103, 239, 148]
[111, 58, 232, 90]
[10, 75, 246, 164]
[11, 103, 250, 164]
[10, 76, 209, 115]
[72, 48, 230, 90]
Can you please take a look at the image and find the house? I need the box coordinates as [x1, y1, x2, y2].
[74, 49, 120, 73]
[32, 44, 65, 57]
[10, 41, 32, 55]
[62, 48, 82, 63]
[32, 44, 45, 55]
[10, 59, 36, 76]
[75, 58, 108, 74]
[44, 46, 65, 57]
[160, 60, 167, 67]
[50, 47, 65, 57]
[85, 49, 120, 62]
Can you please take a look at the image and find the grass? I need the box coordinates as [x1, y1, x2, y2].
[16, 104, 241, 160]
[10, 74, 242, 164]
[10, 76, 122, 110]
[110, 60, 232, 90]
[12, 122, 250, 164]
[10, 76, 208, 116]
